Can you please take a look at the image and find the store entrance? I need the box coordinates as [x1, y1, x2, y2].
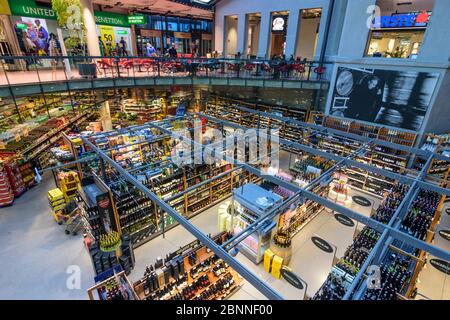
[137, 30, 163, 56]
[270, 34, 286, 57]
[269, 12, 289, 58]
[245, 13, 261, 58]
[295, 8, 322, 60]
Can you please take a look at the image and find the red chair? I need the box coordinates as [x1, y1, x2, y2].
[118, 58, 133, 76]
[97, 58, 114, 77]
[314, 66, 326, 79]
[261, 63, 273, 73]
[227, 63, 238, 72]
[279, 64, 291, 78]
[141, 58, 156, 75]
[292, 63, 306, 78]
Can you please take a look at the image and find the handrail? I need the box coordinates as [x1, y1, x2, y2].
[0, 55, 333, 88]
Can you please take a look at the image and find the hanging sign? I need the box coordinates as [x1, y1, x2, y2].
[311, 236, 333, 253]
[334, 214, 355, 227]
[127, 14, 145, 25]
[280, 266, 304, 290]
[429, 259, 450, 275]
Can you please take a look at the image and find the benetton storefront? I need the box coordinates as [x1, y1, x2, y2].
[8, 0, 134, 56]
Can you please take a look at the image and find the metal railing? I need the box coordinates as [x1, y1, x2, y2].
[0, 55, 332, 86]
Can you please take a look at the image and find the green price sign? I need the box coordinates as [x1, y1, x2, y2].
[127, 14, 145, 25]
[16, 23, 28, 30]
[117, 30, 128, 35]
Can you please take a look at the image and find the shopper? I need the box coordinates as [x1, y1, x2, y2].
[119, 37, 128, 56]
[145, 43, 156, 57]
[48, 33, 60, 80]
[168, 44, 178, 59]
[98, 36, 106, 56]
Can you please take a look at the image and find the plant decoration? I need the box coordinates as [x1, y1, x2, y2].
[385, 47, 407, 58]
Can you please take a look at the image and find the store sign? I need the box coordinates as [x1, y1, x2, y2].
[352, 195, 371, 207]
[8, 0, 130, 27]
[438, 230, 450, 242]
[95, 11, 130, 27]
[117, 30, 128, 35]
[127, 14, 145, 25]
[311, 236, 333, 253]
[271, 15, 287, 32]
[9, 0, 56, 19]
[334, 214, 355, 227]
[280, 267, 304, 290]
[429, 259, 450, 275]
[372, 11, 431, 29]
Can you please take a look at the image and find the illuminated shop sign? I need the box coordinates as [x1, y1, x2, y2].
[372, 11, 431, 29]
[272, 15, 287, 32]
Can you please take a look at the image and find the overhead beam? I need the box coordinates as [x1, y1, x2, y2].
[81, 136, 285, 300]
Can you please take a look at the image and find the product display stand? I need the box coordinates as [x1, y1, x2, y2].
[232, 183, 282, 264]
[133, 232, 242, 300]
[87, 270, 138, 300]
[0, 166, 14, 207]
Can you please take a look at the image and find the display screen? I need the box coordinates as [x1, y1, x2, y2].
[330, 67, 439, 131]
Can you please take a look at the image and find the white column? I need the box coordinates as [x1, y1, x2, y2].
[284, 10, 299, 58]
[80, 0, 101, 56]
[236, 13, 246, 55]
[257, 13, 271, 59]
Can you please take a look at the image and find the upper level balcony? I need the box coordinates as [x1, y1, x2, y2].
[0, 56, 331, 98]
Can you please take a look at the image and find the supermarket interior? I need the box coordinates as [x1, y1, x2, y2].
[0, 0, 450, 302]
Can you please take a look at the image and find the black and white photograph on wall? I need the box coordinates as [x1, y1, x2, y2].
[330, 67, 439, 130]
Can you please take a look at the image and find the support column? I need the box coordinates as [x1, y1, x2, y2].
[257, 13, 270, 59]
[80, 0, 101, 56]
[236, 13, 246, 56]
[284, 10, 299, 58]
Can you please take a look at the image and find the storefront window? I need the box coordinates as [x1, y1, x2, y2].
[167, 17, 178, 32]
[149, 15, 164, 30]
[365, 0, 434, 59]
[179, 18, 191, 33]
[269, 11, 289, 58]
[366, 30, 425, 59]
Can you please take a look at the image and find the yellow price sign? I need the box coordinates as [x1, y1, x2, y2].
[99, 25, 115, 45]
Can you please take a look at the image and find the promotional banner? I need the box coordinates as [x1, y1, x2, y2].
[330, 67, 440, 130]
[96, 192, 117, 233]
[97, 25, 133, 55]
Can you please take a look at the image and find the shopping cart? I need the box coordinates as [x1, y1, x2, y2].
[63, 201, 84, 236]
